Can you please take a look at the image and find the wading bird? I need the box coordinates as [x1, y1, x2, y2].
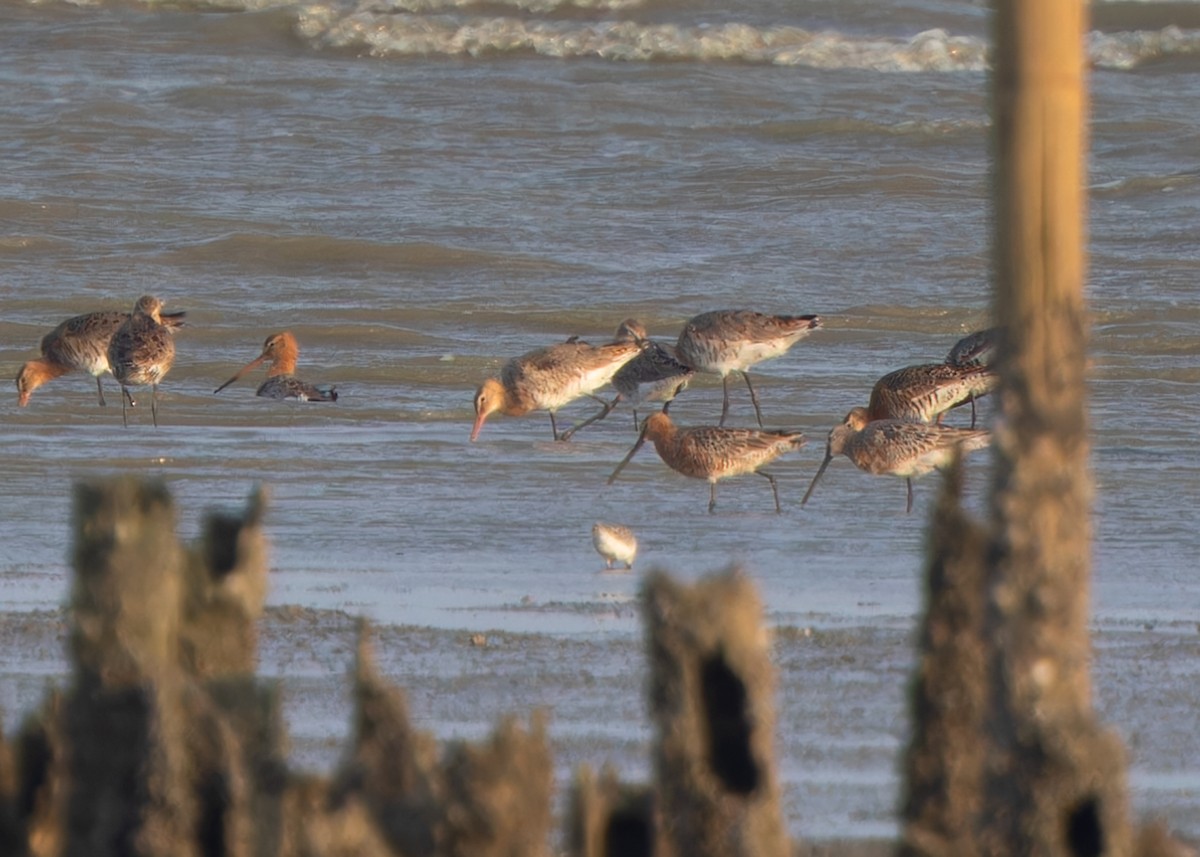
[471, 338, 643, 442]
[214, 331, 338, 402]
[592, 522, 638, 570]
[675, 309, 822, 427]
[107, 295, 178, 428]
[801, 407, 991, 513]
[16, 308, 185, 407]
[608, 411, 806, 514]
[866, 362, 996, 428]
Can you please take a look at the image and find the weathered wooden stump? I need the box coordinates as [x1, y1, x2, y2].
[565, 764, 655, 857]
[643, 569, 789, 857]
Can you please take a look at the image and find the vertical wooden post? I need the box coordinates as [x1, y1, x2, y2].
[898, 463, 990, 857]
[643, 570, 789, 857]
[65, 478, 196, 857]
[984, 0, 1133, 854]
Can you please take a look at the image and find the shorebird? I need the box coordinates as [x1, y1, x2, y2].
[801, 407, 991, 514]
[471, 338, 643, 442]
[609, 319, 695, 427]
[592, 522, 638, 570]
[107, 295, 178, 428]
[867, 363, 997, 428]
[608, 411, 806, 514]
[16, 309, 185, 407]
[674, 309, 822, 428]
[214, 331, 338, 402]
[946, 326, 1001, 369]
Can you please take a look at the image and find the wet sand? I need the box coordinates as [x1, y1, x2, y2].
[2, 602, 1197, 846]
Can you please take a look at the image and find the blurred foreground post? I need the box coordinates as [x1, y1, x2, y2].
[643, 570, 789, 857]
[901, 1, 1147, 854]
[983, 0, 1134, 853]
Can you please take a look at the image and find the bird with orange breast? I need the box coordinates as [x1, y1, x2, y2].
[471, 337, 644, 442]
[214, 331, 338, 402]
[107, 295, 179, 428]
[801, 407, 991, 514]
[16, 308, 185, 408]
[608, 411, 806, 514]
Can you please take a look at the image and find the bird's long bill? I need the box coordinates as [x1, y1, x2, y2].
[607, 427, 649, 485]
[800, 449, 834, 507]
[213, 355, 266, 394]
[469, 409, 489, 442]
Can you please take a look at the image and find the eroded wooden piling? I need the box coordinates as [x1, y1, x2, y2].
[643, 569, 789, 857]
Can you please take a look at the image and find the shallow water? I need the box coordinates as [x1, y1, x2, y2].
[2, 0, 1199, 841]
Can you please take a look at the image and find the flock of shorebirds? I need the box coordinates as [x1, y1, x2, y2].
[15, 297, 998, 571]
[15, 295, 336, 427]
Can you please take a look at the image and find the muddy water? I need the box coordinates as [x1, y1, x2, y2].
[2, 0, 1200, 841]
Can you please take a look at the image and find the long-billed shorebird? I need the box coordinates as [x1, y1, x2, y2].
[107, 295, 178, 428]
[592, 522, 638, 570]
[946, 326, 1002, 369]
[867, 362, 997, 428]
[610, 319, 695, 428]
[675, 309, 822, 428]
[214, 331, 338, 402]
[471, 338, 643, 442]
[801, 407, 991, 513]
[608, 411, 806, 514]
[16, 309, 185, 408]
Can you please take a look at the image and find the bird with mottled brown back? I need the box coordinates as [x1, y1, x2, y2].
[107, 295, 177, 427]
[675, 309, 822, 428]
[801, 407, 991, 513]
[608, 411, 806, 514]
[867, 363, 997, 428]
[16, 309, 185, 407]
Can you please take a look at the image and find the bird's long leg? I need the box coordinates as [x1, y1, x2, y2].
[151, 384, 159, 428]
[120, 386, 129, 428]
[719, 376, 732, 426]
[95, 377, 107, 407]
[123, 387, 136, 407]
[758, 470, 781, 514]
[548, 411, 560, 441]
[708, 482, 718, 514]
[969, 396, 978, 429]
[906, 478, 914, 514]
[561, 394, 620, 441]
[742, 371, 765, 428]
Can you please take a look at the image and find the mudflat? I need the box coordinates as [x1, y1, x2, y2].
[2, 603, 1196, 846]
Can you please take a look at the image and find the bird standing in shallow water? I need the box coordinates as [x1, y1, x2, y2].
[214, 331, 338, 402]
[867, 362, 997, 428]
[471, 338, 643, 442]
[592, 522, 638, 570]
[107, 295, 177, 428]
[607, 318, 695, 428]
[608, 411, 806, 514]
[16, 309, 185, 407]
[801, 406, 991, 513]
[675, 309, 822, 428]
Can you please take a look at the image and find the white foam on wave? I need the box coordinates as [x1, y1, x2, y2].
[295, 12, 990, 72]
[1089, 25, 1200, 69]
